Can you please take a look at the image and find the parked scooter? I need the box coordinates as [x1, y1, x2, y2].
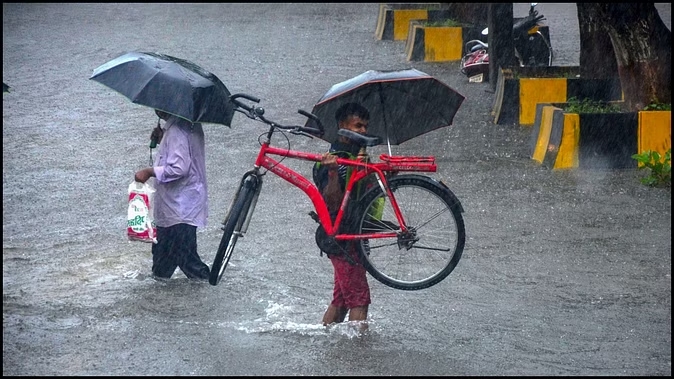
[460, 3, 553, 82]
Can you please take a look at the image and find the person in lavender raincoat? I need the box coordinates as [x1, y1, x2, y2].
[134, 110, 210, 280]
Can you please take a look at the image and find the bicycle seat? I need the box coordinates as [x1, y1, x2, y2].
[337, 129, 381, 147]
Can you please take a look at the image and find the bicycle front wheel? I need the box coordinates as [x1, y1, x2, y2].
[355, 175, 465, 291]
[209, 176, 257, 286]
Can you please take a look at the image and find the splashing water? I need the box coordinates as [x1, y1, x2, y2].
[225, 300, 371, 338]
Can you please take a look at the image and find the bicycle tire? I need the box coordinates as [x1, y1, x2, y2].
[354, 174, 465, 291]
[209, 177, 257, 286]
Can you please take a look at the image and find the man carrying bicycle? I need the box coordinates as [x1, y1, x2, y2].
[313, 102, 375, 330]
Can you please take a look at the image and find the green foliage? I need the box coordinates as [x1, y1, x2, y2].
[562, 97, 623, 114]
[510, 71, 578, 79]
[643, 102, 671, 111]
[631, 149, 671, 187]
[423, 19, 462, 27]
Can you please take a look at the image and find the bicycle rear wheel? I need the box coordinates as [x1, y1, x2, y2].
[209, 176, 258, 286]
[355, 174, 465, 291]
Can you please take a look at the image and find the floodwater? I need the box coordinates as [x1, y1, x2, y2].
[3, 3, 671, 376]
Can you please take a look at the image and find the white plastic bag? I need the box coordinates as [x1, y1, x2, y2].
[127, 181, 157, 243]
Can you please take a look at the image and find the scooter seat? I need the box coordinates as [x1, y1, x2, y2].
[465, 39, 488, 52]
[471, 43, 487, 52]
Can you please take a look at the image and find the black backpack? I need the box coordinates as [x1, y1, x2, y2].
[310, 152, 359, 258]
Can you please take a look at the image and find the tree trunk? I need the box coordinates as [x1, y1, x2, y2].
[576, 3, 619, 80]
[438, 3, 488, 27]
[579, 3, 671, 110]
[488, 3, 515, 90]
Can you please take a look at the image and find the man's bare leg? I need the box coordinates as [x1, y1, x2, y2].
[322, 304, 348, 326]
[348, 305, 369, 333]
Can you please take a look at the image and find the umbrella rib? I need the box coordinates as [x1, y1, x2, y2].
[128, 70, 163, 104]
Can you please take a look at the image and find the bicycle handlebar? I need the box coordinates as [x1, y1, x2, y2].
[230, 93, 325, 138]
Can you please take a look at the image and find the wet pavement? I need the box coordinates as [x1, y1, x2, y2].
[3, 3, 671, 376]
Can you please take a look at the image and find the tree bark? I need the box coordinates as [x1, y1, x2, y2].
[578, 3, 671, 110]
[438, 3, 489, 27]
[488, 3, 515, 90]
[576, 3, 619, 80]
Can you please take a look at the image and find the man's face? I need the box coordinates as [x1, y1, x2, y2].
[340, 114, 368, 134]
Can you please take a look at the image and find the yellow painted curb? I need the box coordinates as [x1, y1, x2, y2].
[532, 105, 558, 164]
[554, 113, 580, 169]
[424, 26, 463, 62]
[637, 111, 671, 165]
[393, 9, 428, 40]
[519, 78, 567, 126]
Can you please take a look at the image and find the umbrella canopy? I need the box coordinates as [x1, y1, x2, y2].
[90, 51, 235, 126]
[307, 68, 465, 145]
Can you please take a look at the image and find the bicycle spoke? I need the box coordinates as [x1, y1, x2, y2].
[356, 176, 465, 290]
[411, 206, 451, 231]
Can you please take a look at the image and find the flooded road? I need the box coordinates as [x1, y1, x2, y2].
[3, 3, 671, 375]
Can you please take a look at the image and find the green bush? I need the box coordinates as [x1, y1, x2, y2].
[423, 19, 462, 27]
[643, 102, 671, 111]
[632, 149, 671, 187]
[563, 97, 623, 114]
[510, 71, 578, 79]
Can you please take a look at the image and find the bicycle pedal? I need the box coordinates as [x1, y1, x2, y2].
[308, 210, 319, 223]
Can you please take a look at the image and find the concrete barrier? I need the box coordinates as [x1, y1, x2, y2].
[638, 111, 672, 167]
[530, 104, 562, 165]
[530, 104, 671, 170]
[375, 3, 442, 41]
[405, 22, 482, 62]
[520, 78, 568, 126]
[492, 67, 623, 126]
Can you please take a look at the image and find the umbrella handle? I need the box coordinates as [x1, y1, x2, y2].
[149, 119, 160, 148]
[357, 147, 368, 162]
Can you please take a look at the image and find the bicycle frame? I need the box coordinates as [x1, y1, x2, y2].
[252, 142, 438, 243]
[211, 94, 466, 289]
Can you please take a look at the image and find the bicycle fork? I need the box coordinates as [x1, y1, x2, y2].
[223, 170, 263, 238]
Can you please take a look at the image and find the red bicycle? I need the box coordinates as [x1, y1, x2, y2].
[209, 93, 466, 290]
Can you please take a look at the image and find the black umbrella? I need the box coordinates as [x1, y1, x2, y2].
[307, 68, 465, 146]
[90, 51, 235, 126]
